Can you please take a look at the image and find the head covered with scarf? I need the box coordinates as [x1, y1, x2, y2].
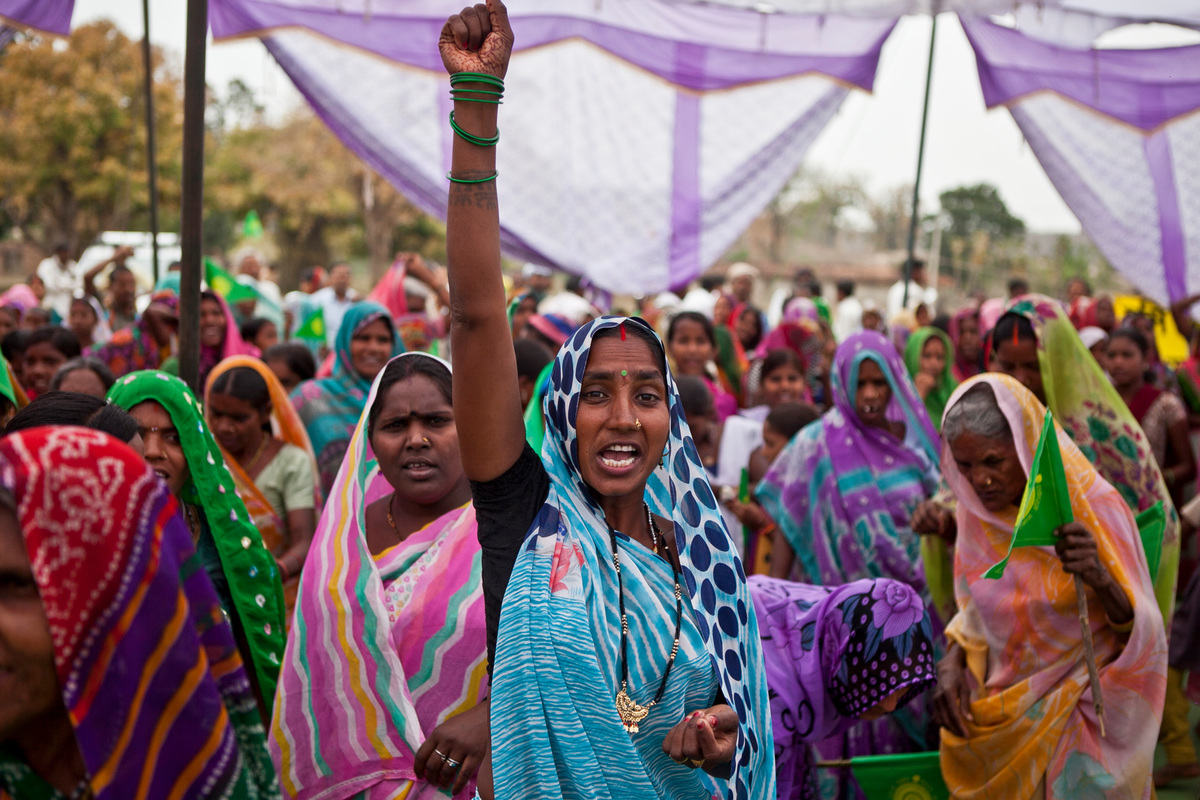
[0, 427, 278, 800]
[107, 370, 286, 703]
[758, 331, 941, 597]
[938, 375, 1166, 799]
[271, 352, 487, 799]
[999, 294, 1179, 620]
[750, 576, 936, 800]
[291, 301, 405, 494]
[89, 290, 178, 378]
[491, 316, 775, 800]
[199, 291, 260, 387]
[948, 306, 981, 381]
[903, 326, 958, 431]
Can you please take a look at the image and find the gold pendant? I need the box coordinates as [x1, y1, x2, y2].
[615, 688, 649, 734]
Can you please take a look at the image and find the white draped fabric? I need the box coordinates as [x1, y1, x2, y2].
[7, 0, 1200, 301]
[962, 15, 1200, 305]
[213, 0, 896, 293]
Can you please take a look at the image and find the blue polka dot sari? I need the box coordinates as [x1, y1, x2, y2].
[490, 317, 775, 800]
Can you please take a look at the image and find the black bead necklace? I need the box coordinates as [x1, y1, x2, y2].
[608, 502, 683, 734]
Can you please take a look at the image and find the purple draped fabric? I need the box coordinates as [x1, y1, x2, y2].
[211, 0, 895, 91]
[209, 0, 895, 293]
[0, 0, 72, 35]
[963, 15, 1200, 132]
[962, 15, 1200, 305]
[750, 576, 937, 800]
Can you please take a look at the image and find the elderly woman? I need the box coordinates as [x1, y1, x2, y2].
[0, 427, 278, 799]
[933, 375, 1166, 799]
[992, 295, 1178, 621]
[438, 4, 772, 797]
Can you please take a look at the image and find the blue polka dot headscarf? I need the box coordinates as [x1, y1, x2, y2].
[492, 316, 775, 800]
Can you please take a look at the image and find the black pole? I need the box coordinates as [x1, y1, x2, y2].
[179, 0, 207, 392]
[903, 13, 938, 309]
[141, 0, 161, 286]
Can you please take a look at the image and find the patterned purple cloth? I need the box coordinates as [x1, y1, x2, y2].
[750, 576, 936, 800]
[756, 331, 941, 597]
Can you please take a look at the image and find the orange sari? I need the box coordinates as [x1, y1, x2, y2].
[205, 355, 321, 624]
[940, 375, 1167, 800]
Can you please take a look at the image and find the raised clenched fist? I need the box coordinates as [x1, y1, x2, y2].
[439, 1, 514, 80]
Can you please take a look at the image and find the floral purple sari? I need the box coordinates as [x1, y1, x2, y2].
[750, 576, 936, 800]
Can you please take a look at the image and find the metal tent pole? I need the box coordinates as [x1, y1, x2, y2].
[903, 13, 938, 309]
[141, 0, 161, 285]
[178, 0, 207, 392]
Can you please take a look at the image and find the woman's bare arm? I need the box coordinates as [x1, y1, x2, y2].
[440, 1, 525, 482]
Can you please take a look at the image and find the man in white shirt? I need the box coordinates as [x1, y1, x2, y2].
[311, 262, 360, 347]
[886, 259, 937, 321]
[36, 243, 83, 319]
[833, 280, 863, 342]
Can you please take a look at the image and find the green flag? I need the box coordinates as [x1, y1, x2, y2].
[1179, 371, 1200, 414]
[850, 752, 948, 800]
[204, 258, 258, 304]
[294, 307, 325, 342]
[243, 209, 264, 239]
[984, 410, 1072, 580]
[1135, 501, 1165, 582]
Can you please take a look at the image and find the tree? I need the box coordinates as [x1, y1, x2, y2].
[0, 21, 184, 255]
[205, 110, 443, 286]
[937, 183, 1025, 268]
[866, 184, 912, 251]
[763, 168, 866, 258]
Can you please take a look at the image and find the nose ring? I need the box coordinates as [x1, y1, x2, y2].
[983, 477, 993, 487]
[635, 418, 642, 430]
[422, 437, 430, 444]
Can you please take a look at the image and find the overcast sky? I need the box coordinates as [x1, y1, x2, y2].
[70, 1, 1200, 235]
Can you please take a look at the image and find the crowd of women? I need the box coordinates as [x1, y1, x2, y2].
[1, 3, 1195, 799]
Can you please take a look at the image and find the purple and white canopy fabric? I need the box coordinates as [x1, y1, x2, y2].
[210, 0, 895, 293]
[0, 0, 72, 36]
[8, 0, 1200, 300]
[962, 15, 1200, 305]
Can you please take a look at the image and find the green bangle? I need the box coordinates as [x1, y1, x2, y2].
[446, 171, 498, 184]
[451, 71, 504, 88]
[449, 110, 500, 147]
[451, 97, 502, 105]
[451, 87, 504, 96]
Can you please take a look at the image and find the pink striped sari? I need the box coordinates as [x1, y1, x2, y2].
[271, 354, 486, 800]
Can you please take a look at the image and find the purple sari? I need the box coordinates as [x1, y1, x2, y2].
[751, 576, 936, 800]
[755, 332, 942, 796]
[756, 331, 941, 595]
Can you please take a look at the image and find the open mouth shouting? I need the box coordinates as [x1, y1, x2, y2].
[597, 442, 642, 475]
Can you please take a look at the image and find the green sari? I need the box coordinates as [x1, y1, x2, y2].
[109, 370, 287, 703]
[903, 326, 958, 431]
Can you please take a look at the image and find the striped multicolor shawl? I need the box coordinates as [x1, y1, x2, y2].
[271, 353, 487, 799]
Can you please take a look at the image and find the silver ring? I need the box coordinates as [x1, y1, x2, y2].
[434, 748, 449, 761]
[443, 757, 461, 769]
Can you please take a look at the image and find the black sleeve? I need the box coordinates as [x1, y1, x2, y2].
[470, 443, 551, 678]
